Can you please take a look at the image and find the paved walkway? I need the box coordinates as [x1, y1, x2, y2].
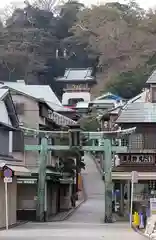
[0, 153, 146, 240]
[66, 153, 104, 223]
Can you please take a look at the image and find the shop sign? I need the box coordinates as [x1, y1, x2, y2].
[17, 179, 37, 184]
[150, 198, 156, 215]
[4, 177, 12, 183]
[121, 155, 155, 164]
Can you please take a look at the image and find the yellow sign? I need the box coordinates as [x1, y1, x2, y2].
[0, 170, 3, 177]
[72, 84, 81, 90]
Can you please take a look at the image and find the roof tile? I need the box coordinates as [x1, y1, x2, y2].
[117, 102, 156, 123]
[146, 70, 156, 84]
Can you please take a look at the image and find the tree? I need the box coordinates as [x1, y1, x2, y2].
[0, 3, 59, 83]
[67, 1, 156, 97]
[78, 107, 101, 131]
[105, 69, 146, 99]
[33, 0, 59, 11]
[105, 52, 156, 99]
[2, 0, 156, 99]
[54, 131, 85, 176]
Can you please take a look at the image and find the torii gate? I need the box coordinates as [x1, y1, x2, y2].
[22, 127, 136, 223]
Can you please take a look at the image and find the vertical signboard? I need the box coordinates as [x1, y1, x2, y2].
[150, 198, 156, 216]
[3, 168, 13, 230]
[130, 171, 138, 227]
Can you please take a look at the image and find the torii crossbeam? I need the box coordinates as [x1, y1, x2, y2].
[21, 126, 136, 223]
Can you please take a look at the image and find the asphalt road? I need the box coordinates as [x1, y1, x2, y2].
[0, 153, 145, 240]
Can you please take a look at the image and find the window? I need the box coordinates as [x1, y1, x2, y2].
[12, 130, 24, 152]
[144, 133, 156, 149]
[14, 103, 25, 115]
[68, 98, 84, 105]
[121, 137, 128, 146]
[129, 133, 143, 149]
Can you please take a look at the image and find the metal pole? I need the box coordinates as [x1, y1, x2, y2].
[127, 180, 130, 213]
[130, 180, 134, 227]
[36, 137, 48, 222]
[104, 138, 113, 223]
[5, 181, 8, 230]
[44, 181, 47, 222]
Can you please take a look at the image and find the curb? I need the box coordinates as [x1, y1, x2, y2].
[132, 225, 148, 238]
[62, 198, 86, 221]
[50, 199, 85, 222]
[60, 177, 88, 221]
[0, 221, 28, 231]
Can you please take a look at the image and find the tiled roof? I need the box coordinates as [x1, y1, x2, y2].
[50, 111, 77, 126]
[122, 89, 150, 110]
[116, 102, 156, 123]
[109, 106, 121, 115]
[146, 70, 156, 84]
[95, 92, 123, 101]
[0, 81, 76, 126]
[0, 89, 8, 100]
[56, 68, 94, 81]
[0, 81, 73, 112]
[0, 82, 61, 104]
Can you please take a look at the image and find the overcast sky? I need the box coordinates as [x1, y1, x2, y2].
[0, 0, 155, 10]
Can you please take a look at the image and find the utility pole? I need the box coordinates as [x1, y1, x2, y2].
[103, 138, 113, 223]
[36, 136, 48, 222]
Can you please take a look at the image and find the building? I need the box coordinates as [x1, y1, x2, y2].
[56, 68, 96, 109]
[111, 71, 156, 216]
[0, 88, 30, 228]
[75, 92, 124, 118]
[0, 81, 78, 221]
[75, 102, 89, 116]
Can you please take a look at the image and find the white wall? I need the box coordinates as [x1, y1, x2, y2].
[0, 177, 17, 228]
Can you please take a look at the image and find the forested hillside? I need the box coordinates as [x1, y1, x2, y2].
[1, 0, 156, 99]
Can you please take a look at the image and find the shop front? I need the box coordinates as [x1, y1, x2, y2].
[112, 172, 156, 219]
[17, 177, 37, 221]
[0, 165, 30, 228]
[17, 168, 62, 221]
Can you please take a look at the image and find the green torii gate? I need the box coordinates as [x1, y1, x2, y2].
[23, 127, 136, 223]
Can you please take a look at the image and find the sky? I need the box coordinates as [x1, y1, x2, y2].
[0, 0, 155, 10]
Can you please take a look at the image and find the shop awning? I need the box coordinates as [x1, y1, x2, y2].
[7, 165, 31, 176]
[30, 167, 61, 176]
[112, 172, 156, 180]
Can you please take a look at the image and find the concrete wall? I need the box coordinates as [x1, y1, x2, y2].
[0, 177, 17, 228]
[11, 94, 40, 166]
[11, 93, 55, 167]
